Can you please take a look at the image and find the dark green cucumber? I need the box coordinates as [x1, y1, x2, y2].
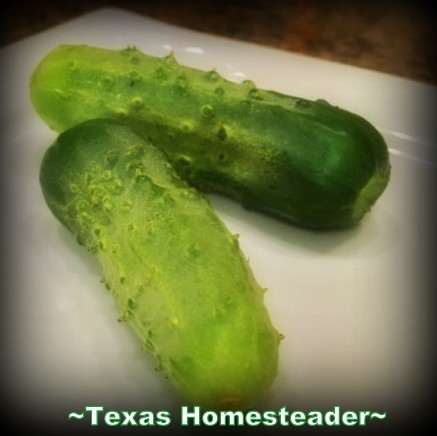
[39, 119, 280, 409]
[31, 44, 390, 229]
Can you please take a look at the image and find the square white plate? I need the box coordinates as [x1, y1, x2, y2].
[1, 7, 435, 428]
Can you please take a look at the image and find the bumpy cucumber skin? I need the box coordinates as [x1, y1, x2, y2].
[31, 44, 390, 229]
[39, 119, 280, 409]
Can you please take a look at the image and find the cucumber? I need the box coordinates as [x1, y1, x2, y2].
[31, 44, 390, 229]
[39, 119, 280, 409]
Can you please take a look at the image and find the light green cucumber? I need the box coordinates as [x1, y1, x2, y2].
[39, 119, 280, 409]
[31, 44, 390, 229]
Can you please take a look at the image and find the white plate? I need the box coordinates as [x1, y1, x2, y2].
[1, 7, 435, 428]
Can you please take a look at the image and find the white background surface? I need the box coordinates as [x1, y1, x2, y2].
[1, 7, 435, 428]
